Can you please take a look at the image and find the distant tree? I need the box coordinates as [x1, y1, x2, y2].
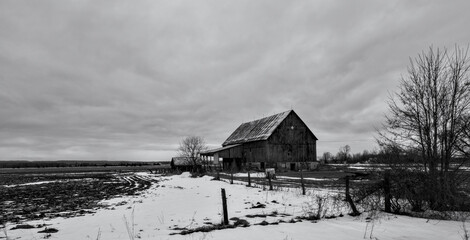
[362, 150, 369, 158]
[379, 45, 470, 210]
[321, 152, 333, 163]
[177, 136, 208, 172]
[336, 145, 351, 163]
[351, 153, 362, 163]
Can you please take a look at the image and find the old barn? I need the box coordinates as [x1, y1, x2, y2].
[201, 110, 317, 171]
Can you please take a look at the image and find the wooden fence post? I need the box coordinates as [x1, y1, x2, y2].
[384, 171, 391, 213]
[267, 172, 273, 190]
[345, 176, 360, 216]
[230, 171, 234, 184]
[300, 169, 306, 195]
[247, 171, 251, 187]
[221, 188, 229, 225]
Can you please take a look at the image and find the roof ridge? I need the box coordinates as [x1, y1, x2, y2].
[222, 110, 293, 146]
[243, 110, 291, 140]
[243, 109, 292, 125]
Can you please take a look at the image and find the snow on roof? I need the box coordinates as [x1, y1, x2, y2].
[222, 110, 292, 146]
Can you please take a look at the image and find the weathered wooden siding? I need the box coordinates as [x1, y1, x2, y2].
[241, 141, 268, 163]
[266, 112, 316, 163]
[217, 145, 243, 159]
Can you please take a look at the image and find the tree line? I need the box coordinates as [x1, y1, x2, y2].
[0, 160, 160, 169]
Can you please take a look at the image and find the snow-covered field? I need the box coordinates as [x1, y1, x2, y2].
[2, 172, 468, 240]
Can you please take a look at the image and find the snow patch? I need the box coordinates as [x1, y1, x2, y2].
[179, 171, 192, 178]
[4, 181, 57, 188]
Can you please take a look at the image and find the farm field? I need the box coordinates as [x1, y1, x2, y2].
[0, 165, 169, 174]
[1, 171, 468, 240]
[0, 171, 159, 224]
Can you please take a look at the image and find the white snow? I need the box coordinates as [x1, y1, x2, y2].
[220, 172, 266, 178]
[2, 172, 468, 240]
[276, 175, 339, 181]
[3, 178, 97, 188]
[220, 172, 337, 181]
[3, 181, 57, 187]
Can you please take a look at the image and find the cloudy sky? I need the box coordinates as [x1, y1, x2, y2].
[1, 1, 469, 161]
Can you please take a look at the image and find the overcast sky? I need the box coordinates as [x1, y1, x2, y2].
[1, 1, 470, 161]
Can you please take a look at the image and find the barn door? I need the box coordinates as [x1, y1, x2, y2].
[290, 163, 296, 171]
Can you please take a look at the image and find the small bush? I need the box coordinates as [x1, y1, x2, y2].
[301, 193, 342, 220]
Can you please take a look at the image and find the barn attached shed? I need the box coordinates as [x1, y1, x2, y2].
[170, 157, 202, 172]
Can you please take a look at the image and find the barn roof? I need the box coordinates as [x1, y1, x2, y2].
[200, 144, 241, 155]
[222, 110, 293, 146]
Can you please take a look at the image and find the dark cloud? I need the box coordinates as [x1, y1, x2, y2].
[1, 0, 470, 160]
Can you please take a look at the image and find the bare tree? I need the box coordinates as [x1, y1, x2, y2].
[379, 45, 470, 210]
[177, 136, 208, 172]
[337, 145, 351, 163]
[321, 152, 333, 163]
